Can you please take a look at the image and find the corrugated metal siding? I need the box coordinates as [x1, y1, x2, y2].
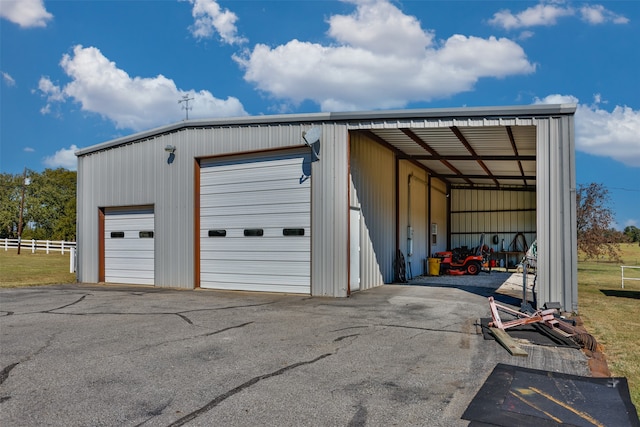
[77, 134, 192, 288]
[450, 189, 536, 253]
[536, 116, 577, 312]
[76, 160, 89, 282]
[398, 162, 428, 277]
[78, 122, 342, 292]
[349, 132, 396, 286]
[430, 178, 447, 255]
[311, 124, 349, 296]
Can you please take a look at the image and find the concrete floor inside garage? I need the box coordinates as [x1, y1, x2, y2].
[408, 269, 538, 304]
[0, 281, 587, 427]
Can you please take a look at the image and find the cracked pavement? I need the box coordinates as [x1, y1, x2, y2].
[0, 283, 590, 426]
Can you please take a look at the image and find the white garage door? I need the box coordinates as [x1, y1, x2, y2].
[200, 151, 311, 293]
[104, 208, 155, 285]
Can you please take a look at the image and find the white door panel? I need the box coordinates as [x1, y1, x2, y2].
[104, 209, 154, 285]
[200, 151, 311, 293]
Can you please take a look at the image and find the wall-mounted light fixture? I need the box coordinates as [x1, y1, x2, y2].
[164, 145, 176, 164]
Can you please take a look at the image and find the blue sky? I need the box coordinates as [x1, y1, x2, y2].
[1, 0, 638, 229]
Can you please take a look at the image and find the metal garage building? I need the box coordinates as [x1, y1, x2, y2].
[76, 104, 578, 311]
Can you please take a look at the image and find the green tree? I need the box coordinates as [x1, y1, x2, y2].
[576, 183, 622, 261]
[0, 173, 23, 238]
[624, 225, 640, 244]
[26, 168, 77, 240]
[53, 196, 77, 241]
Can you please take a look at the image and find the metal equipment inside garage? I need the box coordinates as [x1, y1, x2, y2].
[75, 104, 578, 311]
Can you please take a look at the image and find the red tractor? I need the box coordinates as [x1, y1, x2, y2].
[435, 235, 490, 276]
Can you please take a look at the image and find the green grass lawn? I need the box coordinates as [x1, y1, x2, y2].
[578, 243, 640, 409]
[0, 249, 76, 287]
[1, 243, 639, 409]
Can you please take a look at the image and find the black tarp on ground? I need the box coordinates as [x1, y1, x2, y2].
[463, 363, 639, 426]
[480, 318, 581, 348]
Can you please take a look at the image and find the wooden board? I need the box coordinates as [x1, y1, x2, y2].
[489, 327, 528, 357]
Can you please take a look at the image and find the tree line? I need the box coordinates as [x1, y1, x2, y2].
[0, 169, 76, 241]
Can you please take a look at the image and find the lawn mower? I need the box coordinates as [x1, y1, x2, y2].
[435, 234, 491, 276]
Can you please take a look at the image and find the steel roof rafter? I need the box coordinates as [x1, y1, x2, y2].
[358, 130, 445, 182]
[400, 128, 474, 186]
[506, 126, 528, 186]
[439, 174, 535, 180]
[450, 126, 500, 187]
[398, 154, 536, 161]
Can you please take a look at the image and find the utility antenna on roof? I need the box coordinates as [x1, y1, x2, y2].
[178, 94, 194, 120]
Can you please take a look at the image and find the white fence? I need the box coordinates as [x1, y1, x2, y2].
[3, 238, 76, 254]
[3, 239, 77, 273]
[621, 265, 640, 289]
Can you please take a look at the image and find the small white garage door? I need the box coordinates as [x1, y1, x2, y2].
[200, 150, 311, 293]
[104, 208, 155, 285]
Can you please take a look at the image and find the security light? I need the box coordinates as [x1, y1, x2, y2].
[164, 145, 176, 164]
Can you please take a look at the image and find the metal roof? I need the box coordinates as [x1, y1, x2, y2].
[76, 104, 576, 190]
[358, 121, 541, 189]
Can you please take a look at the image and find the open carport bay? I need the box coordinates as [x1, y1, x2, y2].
[0, 284, 590, 427]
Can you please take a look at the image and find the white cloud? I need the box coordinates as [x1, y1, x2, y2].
[327, 0, 433, 57]
[533, 94, 579, 105]
[535, 94, 640, 167]
[234, 0, 535, 111]
[2, 71, 16, 86]
[580, 5, 629, 25]
[518, 30, 535, 41]
[40, 103, 51, 115]
[490, 2, 628, 30]
[489, 3, 574, 30]
[187, 0, 246, 45]
[0, 0, 53, 28]
[576, 104, 640, 167]
[43, 145, 78, 170]
[38, 76, 64, 101]
[38, 45, 247, 131]
[24, 147, 35, 152]
[37, 76, 67, 116]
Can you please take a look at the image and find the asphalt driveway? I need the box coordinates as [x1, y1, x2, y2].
[0, 283, 590, 426]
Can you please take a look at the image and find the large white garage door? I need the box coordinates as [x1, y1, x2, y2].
[104, 208, 155, 285]
[200, 151, 311, 293]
